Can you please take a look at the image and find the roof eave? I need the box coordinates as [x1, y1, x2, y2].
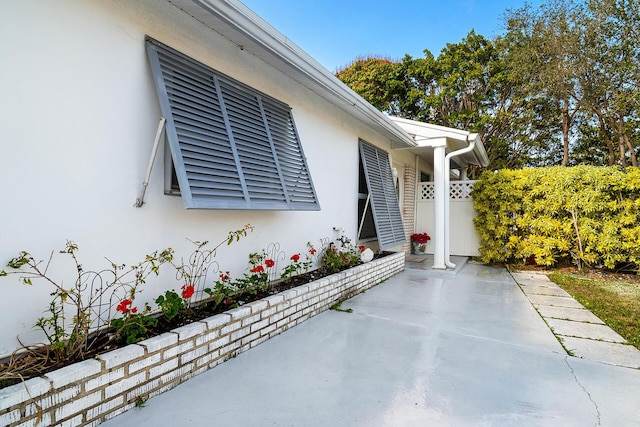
[167, 0, 415, 148]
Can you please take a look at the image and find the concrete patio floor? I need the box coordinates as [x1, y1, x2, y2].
[102, 262, 640, 426]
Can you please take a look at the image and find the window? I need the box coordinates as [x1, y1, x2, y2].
[420, 171, 431, 182]
[145, 37, 319, 210]
[357, 140, 405, 249]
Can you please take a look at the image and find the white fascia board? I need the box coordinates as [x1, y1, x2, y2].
[170, 0, 415, 148]
[390, 117, 489, 166]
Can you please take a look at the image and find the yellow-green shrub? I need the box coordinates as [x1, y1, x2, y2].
[472, 166, 640, 269]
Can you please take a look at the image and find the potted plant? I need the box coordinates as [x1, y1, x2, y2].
[410, 232, 431, 254]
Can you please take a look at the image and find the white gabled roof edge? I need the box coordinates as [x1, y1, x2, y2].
[390, 116, 490, 167]
[168, 0, 415, 148]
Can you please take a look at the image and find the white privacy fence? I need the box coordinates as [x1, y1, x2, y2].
[416, 181, 481, 257]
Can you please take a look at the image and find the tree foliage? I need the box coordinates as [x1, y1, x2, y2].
[472, 166, 640, 269]
[336, 0, 640, 171]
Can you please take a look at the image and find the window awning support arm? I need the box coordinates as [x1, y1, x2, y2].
[135, 117, 166, 208]
[357, 194, 371, 240]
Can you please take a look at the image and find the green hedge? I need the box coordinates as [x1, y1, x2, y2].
[472, 166, 640, 269]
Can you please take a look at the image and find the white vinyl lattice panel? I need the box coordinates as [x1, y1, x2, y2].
[450, 181, 474, 199]
[419, 181, 476, 201]
[420, 183, 435, 200]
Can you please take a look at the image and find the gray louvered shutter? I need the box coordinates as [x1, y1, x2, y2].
[145, 38, 319, 210]
[359, 140, 405, 249]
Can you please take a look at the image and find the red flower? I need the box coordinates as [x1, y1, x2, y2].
[219, 271, 231, 282]
[224, 298, 231, 305]
[265, 259, 275, 268]
[309, 248, 317, 255]
[291, 254, 300, 262]
[411, 233, 431, 244]
[131, 307, 138, 314]
[251, 265, 265, 274]
[116, 299, 132, 314]
[181, 284, 195, 299]
[358, 245, 366, 252]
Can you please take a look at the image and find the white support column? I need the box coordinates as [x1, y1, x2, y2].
[432, 141, 447, 269]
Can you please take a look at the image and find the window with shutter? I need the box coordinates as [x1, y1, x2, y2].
[358, 139, 405, 249]
[145, 37, 319, 211]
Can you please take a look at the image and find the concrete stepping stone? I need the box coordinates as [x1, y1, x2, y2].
[536, 305, 605, 324]
[519, 284, 572, 297]
[526, 294, 586, 309]
[547, 318, 627, 343]
[560, 336, 640, 369]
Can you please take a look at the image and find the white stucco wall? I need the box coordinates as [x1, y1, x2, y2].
[0, 0, 412, 355]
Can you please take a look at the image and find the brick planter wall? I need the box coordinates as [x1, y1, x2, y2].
[0, 252, 404, 427]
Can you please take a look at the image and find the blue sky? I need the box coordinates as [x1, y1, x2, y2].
[240, 0, 542, 72]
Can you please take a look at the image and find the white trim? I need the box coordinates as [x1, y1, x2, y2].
[169, 0, 416, 149]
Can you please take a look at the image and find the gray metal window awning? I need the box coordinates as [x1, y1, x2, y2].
[359, 139, 406, 250]
[144, 37, 320, 210]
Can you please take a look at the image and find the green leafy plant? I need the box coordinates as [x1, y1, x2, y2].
[110, 302, 157, 345]
[0, 242, 173, 364]
[155, 290, 184, 321]
[473, 166, 640, 271]
[321, 243, 362, 273]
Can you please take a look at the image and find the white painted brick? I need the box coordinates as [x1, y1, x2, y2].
[221, 320, 241, 335]
[195, 330, 220, 347]
[182, 366, 208, 382]
[58, 414, 83, 427]
[307, 281, 323, 292]
[149, 383, 175, 399]
[55, 390, 101, 421]
[98, 345, 145, 370]
[260, 306, 277, 318]
[139, 332, 178, 354]
[228, 305, 252, 320]
[251, 335, 269, 348]
[296, 285, 311, 295]
[85, 395, 124, 420]
[247, 299, 268, 313]
[149, 359, 179, 379]
[0, 409, 20, 425]
[238, 343, 251, 354]
[230, 326, 250, 341]
[276, 317, 291, 329]
[176, 340, 195, 354]
[241, 331, 260, 346]
[221, 342, 241, 357]
[263, 294, 284, 305]
[209, 335, 230, 351]
[105, 372, 146, 399]
[161, 363, 194, 384]
[125, 379, 161, 403]
[44, 359, 101, 388]
[250, 318, 269, 333]
[173, 322, 206, 341]
[270, 328, 285, 338]
[241, 313, 261, 327]
[25, 385, 79, 416]
[0, 377, 50, 411]
[290, 296, 303, 306]
[129, 353, 162, 373]
[15, 412, 52, 427]
[195, 350, 220, 368]
[162, 344, 180, 360]
[261, 323, 277, 337]
[202, 313, 231, 329]
[269, 311, 284, 324]
[85, 367, 125, 392]
[102, 403, 134, 422]
[280, 289, 298, 300]
[180, 345, 209, 364]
